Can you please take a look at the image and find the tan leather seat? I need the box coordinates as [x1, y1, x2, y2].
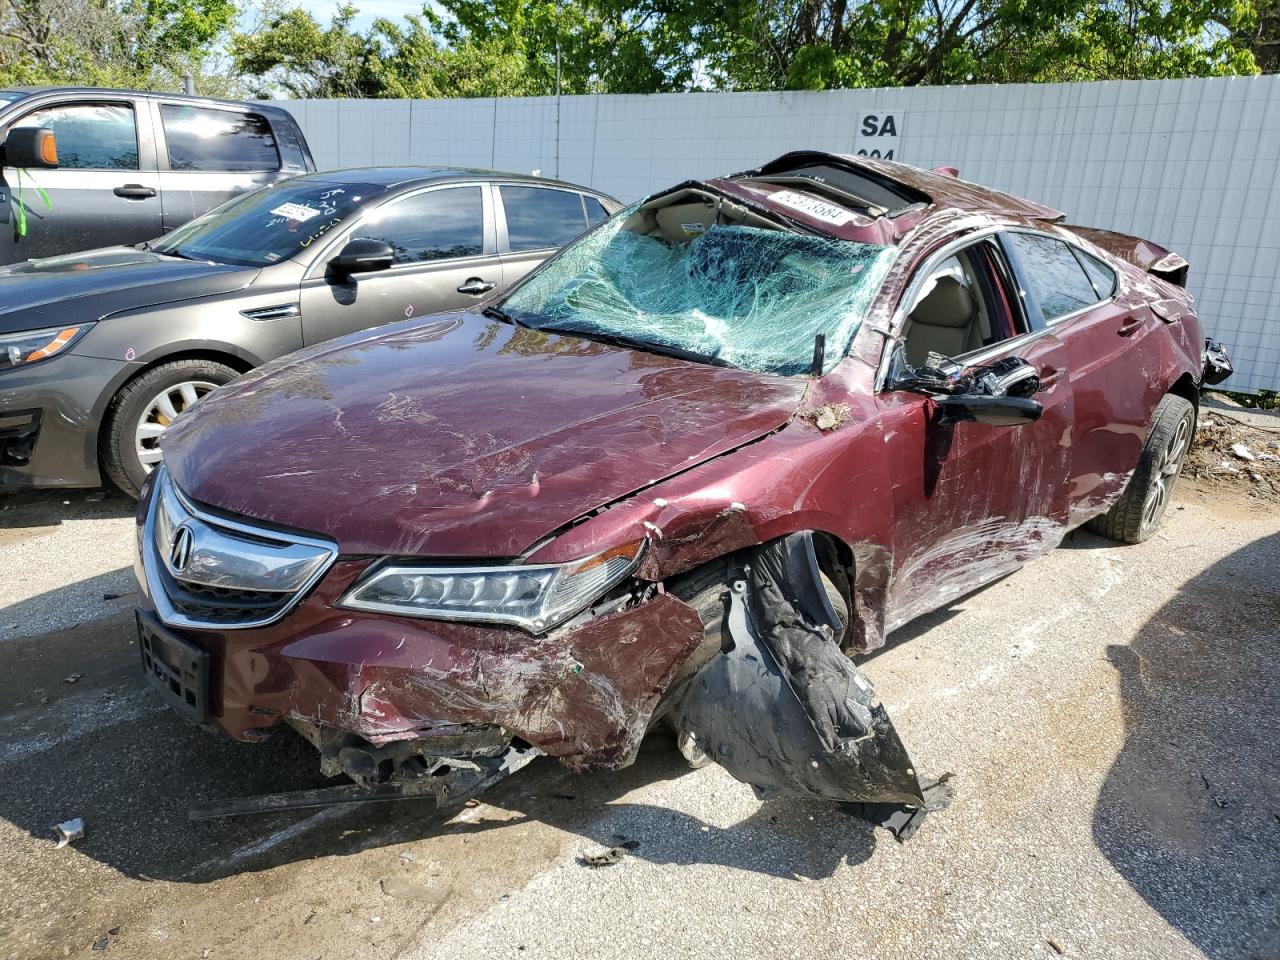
[904, 276, 982, 366]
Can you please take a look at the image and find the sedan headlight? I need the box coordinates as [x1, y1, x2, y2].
[1, 324, 93, 370]
[338, 540, 646, 632]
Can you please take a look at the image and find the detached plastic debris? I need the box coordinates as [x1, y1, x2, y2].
[52, 817, 85, 848]
[578, 839, 640, 867]
[1231, 443, 1255, 462]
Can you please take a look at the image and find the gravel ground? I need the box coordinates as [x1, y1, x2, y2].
[0, 480, 1277, 960]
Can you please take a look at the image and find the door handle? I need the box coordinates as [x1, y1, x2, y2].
[114, 184, 157, 199]
[1038, 365, 1064, 389]
[1117, 314, 1144, 337]
[457, 278, 496, 296]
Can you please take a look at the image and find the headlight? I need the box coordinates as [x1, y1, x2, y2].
[1, 324, 93, 370]
[338, 540, 646, 632]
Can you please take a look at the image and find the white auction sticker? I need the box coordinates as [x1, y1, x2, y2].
[270, 202, 320, 222]
[769, 190, 856, 226]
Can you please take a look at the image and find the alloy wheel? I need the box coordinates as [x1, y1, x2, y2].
[134, 380, 217, 471]
[1140, 414, 1191, 531]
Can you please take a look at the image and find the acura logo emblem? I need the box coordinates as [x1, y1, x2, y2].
[169, 525, 194, 572]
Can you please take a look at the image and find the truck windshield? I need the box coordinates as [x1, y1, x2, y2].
[501, 208, 896, 376]
[151, 180, 384, 267]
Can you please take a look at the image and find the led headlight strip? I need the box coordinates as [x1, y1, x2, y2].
[338, 540, 646, 632]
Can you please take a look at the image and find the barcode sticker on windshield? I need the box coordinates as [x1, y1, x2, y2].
[270, 202, 320, 222]
[769, 190, 856, 226]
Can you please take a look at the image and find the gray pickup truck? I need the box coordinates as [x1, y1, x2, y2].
[0, 87, 313, 263]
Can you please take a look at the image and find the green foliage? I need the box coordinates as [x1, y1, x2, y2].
[0, 0, 1265, 98]
[0, 0, 239, 93]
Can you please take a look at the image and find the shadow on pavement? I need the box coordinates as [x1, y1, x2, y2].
[0, 487, 133, 529]
[1094, 531, 1280, 960]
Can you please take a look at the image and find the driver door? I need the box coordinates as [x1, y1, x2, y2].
[877, 235, 1075, 632]
[299, 183, 500, 346]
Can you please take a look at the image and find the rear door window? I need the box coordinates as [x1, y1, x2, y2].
[1002, 232, 1102, 322]
[160, 105, 279, 172]
[500, 186, 588, 251]
[12, 103, 138, 169]
[355, 186, 485, 264]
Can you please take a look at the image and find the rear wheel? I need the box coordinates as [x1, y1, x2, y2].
[1087, 393, 1195, 544]
[102, 359, 238, 497]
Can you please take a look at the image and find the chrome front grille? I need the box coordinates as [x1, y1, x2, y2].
[142, 467, 338, 630]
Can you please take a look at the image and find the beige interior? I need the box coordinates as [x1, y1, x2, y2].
[902, 251, 997, 366]
[622, 188, 781, 243]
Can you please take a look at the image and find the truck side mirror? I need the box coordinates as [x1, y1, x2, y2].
[3, 127, 58, 168]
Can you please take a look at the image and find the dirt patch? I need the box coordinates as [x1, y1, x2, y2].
[1185, 411, 1280, 505]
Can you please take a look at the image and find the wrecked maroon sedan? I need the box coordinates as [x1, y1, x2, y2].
[134, 151, 1230, 823]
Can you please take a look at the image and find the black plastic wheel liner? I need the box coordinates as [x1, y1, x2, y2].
[672, 532, 928, 807]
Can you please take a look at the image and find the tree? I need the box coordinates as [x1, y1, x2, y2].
[0, 0, 238, 92]
[647, 0, 1260, 90]
[1244, 0, 1279, 71]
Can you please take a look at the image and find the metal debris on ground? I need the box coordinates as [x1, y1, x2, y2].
[52, 817, 85, 848]
[578, 839, 640, 867]
[63, 673, 82, 684]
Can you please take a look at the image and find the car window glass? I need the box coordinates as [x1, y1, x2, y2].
[12, 103, 137, 170]
[151, 179, 383, 266]
[583, 195, 609, 225]
[1004, 232, 1100, 321]
[355, 186, 484, 264]
[501, 186, 588, 251]
[901, 243, 1019, 367]
[160, 105, 279, 172]
[1077, 249, 1117, 299]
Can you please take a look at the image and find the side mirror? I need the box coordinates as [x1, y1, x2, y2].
[934, 394, 1043, 427]
[3, 127, 58, 168]
[887, 343, 1044, 427]
[329, 238, 393, 277]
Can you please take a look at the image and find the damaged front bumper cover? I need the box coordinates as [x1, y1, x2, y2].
[671, 534, 951, 834]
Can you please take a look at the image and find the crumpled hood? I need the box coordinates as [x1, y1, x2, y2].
[0, 246, 255, 334]
[162, 311, 807, 557]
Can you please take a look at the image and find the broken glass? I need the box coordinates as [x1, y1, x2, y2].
[502, 215, 897, 376]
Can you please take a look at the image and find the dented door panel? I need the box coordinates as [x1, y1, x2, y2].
[880, 331, 1075, 632]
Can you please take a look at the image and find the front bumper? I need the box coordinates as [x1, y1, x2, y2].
[0, 353, 131, 488]
[133, 480, 705, 768]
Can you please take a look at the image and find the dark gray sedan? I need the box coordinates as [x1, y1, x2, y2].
[0, 167, 619, 496]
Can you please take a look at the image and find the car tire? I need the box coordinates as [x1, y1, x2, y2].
[102, 359, 239, 498]
[1087, 393, 1196, 545]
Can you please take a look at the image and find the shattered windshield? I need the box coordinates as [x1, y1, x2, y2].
[500, 211, 897, 376]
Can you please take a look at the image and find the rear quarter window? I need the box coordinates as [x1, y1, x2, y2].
[160, 105, 279, 172]
[1077, 249, 1118, 299]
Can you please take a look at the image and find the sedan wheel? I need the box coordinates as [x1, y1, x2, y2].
[102, 359, 240, 498]
[135, 380, 218, 470]
[1139, 413, 1190, 530]
[1087, 393, 1196, 545]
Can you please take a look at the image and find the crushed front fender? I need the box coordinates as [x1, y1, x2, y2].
[671, 533, 936, 811]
